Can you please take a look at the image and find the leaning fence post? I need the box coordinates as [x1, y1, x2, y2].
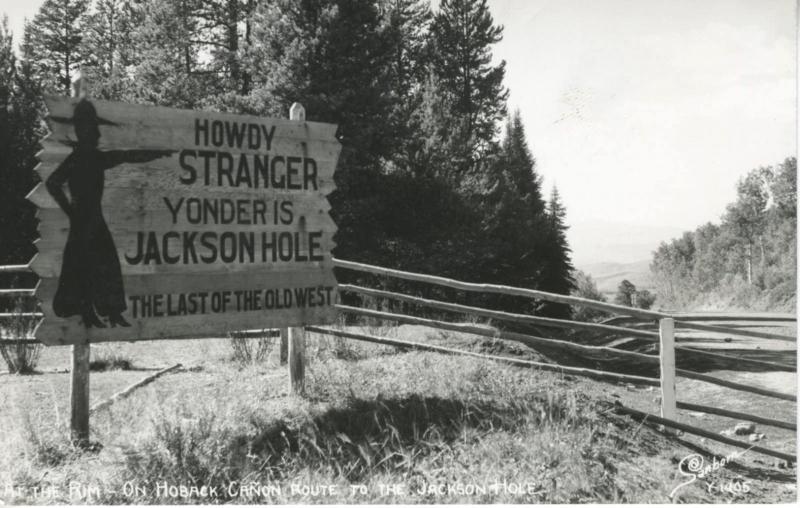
[69, 68, 92, 446]
[287, 102, 306, 395]
[659, 317, 676, 420]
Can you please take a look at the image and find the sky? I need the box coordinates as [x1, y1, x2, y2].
[2, 0, 796, 265]
[488, 0, 796, 264]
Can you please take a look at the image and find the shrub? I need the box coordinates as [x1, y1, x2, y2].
[90, 346, 134, 371]
[0, 296, 42, 374]
[570, 270, 609, 322]
[229, 330, 277, 365]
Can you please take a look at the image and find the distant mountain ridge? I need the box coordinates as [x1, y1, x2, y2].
[577, 259, 653, 295]
[568, 220, 685, 267]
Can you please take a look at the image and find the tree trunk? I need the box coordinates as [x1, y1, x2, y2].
[746, 243, 753, 285]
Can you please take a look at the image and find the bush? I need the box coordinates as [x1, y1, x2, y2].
[229, 330, 277, 365]
[0, 296, 42, 374]
[90, 346, 134, 371]
[570, 270, 609, 322]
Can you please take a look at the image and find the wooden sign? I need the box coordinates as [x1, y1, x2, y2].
[29, 97, 340, 345]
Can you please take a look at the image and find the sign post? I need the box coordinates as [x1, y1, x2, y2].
[287, 103, 307, 395]
[68, 70, 91, 447]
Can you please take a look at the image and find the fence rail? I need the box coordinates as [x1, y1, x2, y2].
[338, 304, 796, 403]
[613, 404, 795, 463]
[305, 326, 661, 387]
[673, 313, 796, 322]
[0, 289, 36, 296]
[676, 400, 795, 431]
[334, 258, 796, 342]
[340, 284, 659, 338]
[341, 284, 796, 373]
[673, 320, 795, 343]
[337, 304, 660, 366]
[0, 265, 31, 273]
[333, 258, 665, 320]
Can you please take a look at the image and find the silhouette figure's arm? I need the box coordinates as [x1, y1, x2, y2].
[45, 154, 76, 218]
[100, 149, 175, 170]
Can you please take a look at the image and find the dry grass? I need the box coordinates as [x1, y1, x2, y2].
[0, 329, 795, 504]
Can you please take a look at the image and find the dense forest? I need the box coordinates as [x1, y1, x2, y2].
[650, 157, 796, 312]
[0, 0, 575, 317]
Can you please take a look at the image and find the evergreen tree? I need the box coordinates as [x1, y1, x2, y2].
[246, 0, 400, 264]
[482, 111, 548, 291]
[191, 0, 259, 109]
[248, 0, 395, 167]
[0, 16, 13, 105]
[498, 110, 545, 216]
[1, 20, 44, 267]
[128, 0, 218, 108]
[429, 0, 508, 174]
[24, 0, 90, 95]
[381, 0, 432, 172]
[82, 0, 141, 100]
[538, 187, 575, 318]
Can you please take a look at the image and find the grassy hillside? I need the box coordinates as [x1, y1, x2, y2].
[0, 331, 795, 504]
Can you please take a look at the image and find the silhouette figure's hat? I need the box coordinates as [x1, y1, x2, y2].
[49, 98, 118, 126]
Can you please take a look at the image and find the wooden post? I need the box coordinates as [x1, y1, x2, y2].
[287, 102, 306, 395]
[279, 328, 288, 364]
[69, 69, 92, 447]
[70, 342, 91, 445]
[659, 317, 676, 420]
[288, 327, 306, 395]
[70, 68, 91, 446]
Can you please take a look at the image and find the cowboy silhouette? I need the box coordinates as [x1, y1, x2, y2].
[46, 99, 173, 328]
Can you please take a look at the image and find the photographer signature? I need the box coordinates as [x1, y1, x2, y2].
[669, 446, 755, 499]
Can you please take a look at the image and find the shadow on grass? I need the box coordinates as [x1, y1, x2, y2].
[116, 391, 583, 501]
[239, 393, 574, 479]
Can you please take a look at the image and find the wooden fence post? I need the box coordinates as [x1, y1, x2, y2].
[279, 328, 288, 365]
[70, 342, 91, 445]
[288, 327, 306, 395]
[287, 102, 306, 395]
[69, 68, 91, 446]
[659, 317, 676, 420]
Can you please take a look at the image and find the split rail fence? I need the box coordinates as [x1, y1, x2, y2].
[0, 258, 796, 462]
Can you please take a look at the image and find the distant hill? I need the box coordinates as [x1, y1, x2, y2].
[568, 220, 685, 267]
[578, 259, 653, 297]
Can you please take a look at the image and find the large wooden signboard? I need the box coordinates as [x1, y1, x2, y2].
[29, 97, 340, 345]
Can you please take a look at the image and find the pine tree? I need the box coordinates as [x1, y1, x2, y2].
[499, 110, 545, 216]
[1, 20, 45, 266]
[247, 0, 395, 166]
[128, 0, 217, 108]
[538, 187, 575, 318]
[82, 0, 141, 100]
[429, 0, 508, 174]
[381, 0, 432, 172]
[191, 0, 260, 109]
[246, 0, 400, 264]
[482, 112, 548, 292]
[24, 0, 90, 95]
